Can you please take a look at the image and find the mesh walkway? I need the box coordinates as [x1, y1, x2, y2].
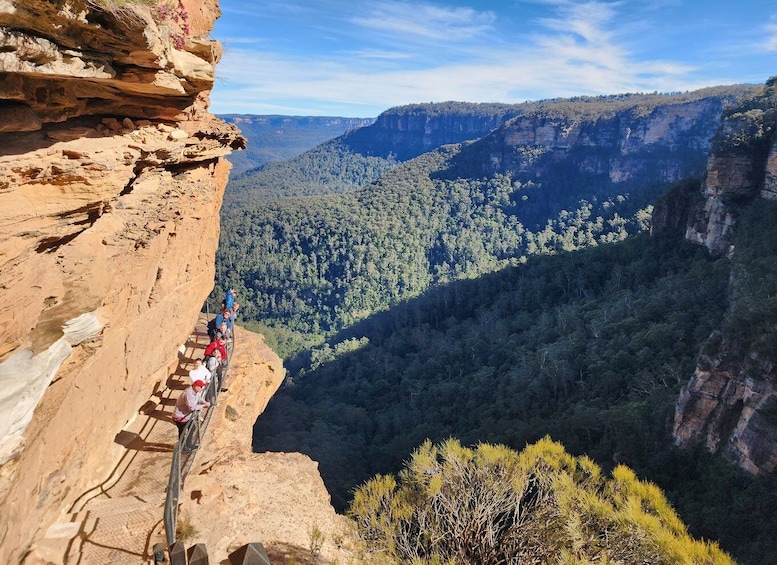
[40, 319, 213, 565]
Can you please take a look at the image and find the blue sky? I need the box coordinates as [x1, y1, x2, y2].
[209, 0, 777, 118]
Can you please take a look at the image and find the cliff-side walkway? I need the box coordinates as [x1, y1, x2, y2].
[28, 319, 212, 565]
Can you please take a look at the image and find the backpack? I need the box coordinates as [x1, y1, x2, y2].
[207, 317, 218, 340]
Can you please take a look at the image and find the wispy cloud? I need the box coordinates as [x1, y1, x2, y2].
[765, 22, 777, 51]
[536, 0, 617, 44]
[349, 49, 413, 60]
[350, 1, 495, 41]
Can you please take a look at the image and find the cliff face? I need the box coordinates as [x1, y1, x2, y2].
[685, 110, 776, 255]
[342, 102, 525, 160]
[671, 80, 777, 477]
[475, 96, 742, 185]
[336, 93, 756, 204]
[0, 1, 243, 562]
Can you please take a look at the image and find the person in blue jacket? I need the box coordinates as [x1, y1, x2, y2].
[225, 289, 236, 310]
[214, 308, 233, 333]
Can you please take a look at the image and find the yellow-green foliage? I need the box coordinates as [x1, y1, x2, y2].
[349, 437, 736, 565]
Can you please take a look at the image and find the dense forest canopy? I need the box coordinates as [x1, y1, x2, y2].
[219, 143, 655, 357]
[226, 138, 397, 204]
[252, 214, 777, 564]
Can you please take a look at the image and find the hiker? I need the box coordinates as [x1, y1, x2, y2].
[205, 348, 222, 373]
[172, 380, 210, 437]
[209, 308, 232, 341]
[203, 335, 229, 374]
[204, 335, 228, 366]
[217, 321, 232, 342]
[225, 288, 237, 310]
[188, 358, 212, 386]
[215, 308, 233, 332]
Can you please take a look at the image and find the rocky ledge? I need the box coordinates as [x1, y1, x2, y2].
[179, 328, 357, 564]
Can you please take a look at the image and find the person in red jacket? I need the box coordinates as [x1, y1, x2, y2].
[204, 335, 227, 366]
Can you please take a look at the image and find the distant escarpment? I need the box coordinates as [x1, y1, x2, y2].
[341, 88, 757, 171]
[232, 88, 758, 206]
[342, 102, 525, 161]
[451, 87, 759, 189]
[671, 78, 777, 477]
[0, 1, 242, 563]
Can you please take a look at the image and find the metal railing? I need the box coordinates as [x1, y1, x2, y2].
[162, 305, 237, 548]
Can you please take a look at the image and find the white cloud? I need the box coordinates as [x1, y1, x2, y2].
[212, 37, 697, 118]
[350, 1, 496, 41]
[765, 22, 777, 51]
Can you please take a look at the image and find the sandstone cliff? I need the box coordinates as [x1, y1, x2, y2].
[342, 102, 525, 160]
[462, 89, 758, 187]
[671, 78, 777, 477]
[0, 1, 243, 562]
[339, 89, 757, 182]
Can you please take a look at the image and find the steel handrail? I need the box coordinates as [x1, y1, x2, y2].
[162, 303, 238, 548]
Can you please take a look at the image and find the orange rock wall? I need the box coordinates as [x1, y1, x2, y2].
[0, 1, 243, 562]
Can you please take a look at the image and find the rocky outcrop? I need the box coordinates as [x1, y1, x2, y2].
[180, 328, 356, 564]
[685, 112, 773, 255]
[673, 334, 777, 476]
[0, 1, 243, 562]
[0, 0, 223, 128]
[672, 79, 777, 477]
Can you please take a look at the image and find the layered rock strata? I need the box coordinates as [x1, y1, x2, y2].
[476, 94, 752, 185]
[0, 1, 243, 562]
[672, 82, 777, 477]
[342, 102, 522, 160]
[673, 340, 777, 476]
[684, 109, 771, 256]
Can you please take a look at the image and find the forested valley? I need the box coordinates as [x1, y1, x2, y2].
[217, 115, 375, 177]
[251, 207, 777, 563]
[217, 83, 777, 564]
[218, 90, 750, 357]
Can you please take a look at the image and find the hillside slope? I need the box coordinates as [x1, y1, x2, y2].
[245, 80, 777, 564]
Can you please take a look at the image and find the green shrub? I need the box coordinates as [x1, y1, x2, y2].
[350, 438, 735, 565]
